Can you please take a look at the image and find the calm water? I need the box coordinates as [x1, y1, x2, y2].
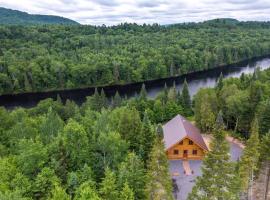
[0, 57, 270, 108]
[146, 57, 270, 98]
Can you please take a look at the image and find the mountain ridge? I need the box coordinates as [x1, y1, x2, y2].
[0, 7, 79, 25]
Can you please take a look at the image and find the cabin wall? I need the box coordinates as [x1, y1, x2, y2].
[166, 138, 205, 160]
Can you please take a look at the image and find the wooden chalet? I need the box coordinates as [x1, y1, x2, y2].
[163, 115, 208, 160]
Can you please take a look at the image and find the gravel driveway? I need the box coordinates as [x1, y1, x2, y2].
[170, 141, 243, 200]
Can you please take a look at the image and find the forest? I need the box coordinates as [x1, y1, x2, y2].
[1, 19, 270, 94]
[0, 65, 270, 199]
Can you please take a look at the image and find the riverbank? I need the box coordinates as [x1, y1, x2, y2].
[1, 55, 270, 109]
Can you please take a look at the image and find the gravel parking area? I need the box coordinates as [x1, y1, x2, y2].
[170, 141, 243, 200]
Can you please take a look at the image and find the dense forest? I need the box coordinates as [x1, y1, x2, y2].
[0, 7, 79, 25]
[1, 19, 270, 94]
[0, 66, 269, 199]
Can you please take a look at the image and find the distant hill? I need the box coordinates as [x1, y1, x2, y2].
[0, 7, 79, 25]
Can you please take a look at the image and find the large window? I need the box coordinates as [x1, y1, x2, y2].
[173, 149, 179, 155]
[192, 150, 197, 155]
[189, 140, 194, 145]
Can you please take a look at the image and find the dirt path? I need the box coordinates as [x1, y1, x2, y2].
[182, 160, 192, 175]
[252, 161, 270, 200]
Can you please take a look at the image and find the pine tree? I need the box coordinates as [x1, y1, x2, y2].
[168, 81, 177, 101]
[118, 153, 146, 200]
[257, 100, 270, 135]
[50, 185, 71, 200]
[40, 107, 64, 144]
[119, 182, 134, 200]
[181, 79, 192, 116]
[140, 83, 147, 101]
[188, 111, 241, 200]
[239, 118, 260, 191]
[99, 168, 119, 200]
[75, 182, 101, 200]
[260, 132, 270, 162]
[100, 88, 108, 109]
[140, 111, 156, 161]
[145, 138, 173, 200]
[156, 124, 164, 139]
[162, 82, 169, 104]
[113, 91, 122, 108]
[216, 72, 224, 91]
[91, 88, 101, 111]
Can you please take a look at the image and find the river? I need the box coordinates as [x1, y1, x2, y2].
[0, 57, 270, 109]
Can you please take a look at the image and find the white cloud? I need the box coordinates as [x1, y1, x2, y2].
[0, 0, 270, 25]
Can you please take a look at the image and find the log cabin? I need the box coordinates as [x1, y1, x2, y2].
[163, 114, 208, 160]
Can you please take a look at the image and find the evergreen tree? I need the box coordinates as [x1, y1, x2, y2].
[119, 182, 134, 200]
[162, 82, 169, 104]
[181, 79, 192, 116]
[99, 168, 119, 200]
[260, 132, 270, 162]
[113, 91, 122, 108]
[91, 88, 101, 111]
[50, 185, 71, 200]
[118, 153, 146, 200]
[156, 124, 164, 139]
[140, 111, 156, 161]
[100, 88, 108, 109]
[145, 138, 173, 200]
[257, 100, 270, 135]
[40, 107, 64, 144]
[139, 83, 147, 101]
[74, 182, 101, 200]
[188, 111, 241, 200]
[216, 72, 224, 91]
[239, 118, 260, 191]
[168, 81, 177, 101]
[117, 108, 143, 152]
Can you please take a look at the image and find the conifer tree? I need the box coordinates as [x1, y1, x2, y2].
[145, 138, 173, 200]
[140, 111, 156, 161]
[119, 182, 134, 200]
[257, 100, 270, 135]
[181, 79, 192, 116]
[139, 83, 147, 101]
[239, 118, 260, 191]
[50, 185, 71, 200]
[168, 81, 177, 101]
[90, 88, 101, 111]
[100, 88, 108, 109]
[216, 72, 224, 91]
[99, 168, 119, 200]
[75, 182, 101, 200]
[188, 111, 241, 200]
[40, 107, 64, 144]
[118, 153, 146, 199]
[260, 132, 270, 162]
[162, 82, 169, 104]
[113, 91, 122, 108]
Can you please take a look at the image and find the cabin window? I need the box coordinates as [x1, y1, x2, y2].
[189, 140, 193, 145]
[192, 150, 197, 155]
[179, 141, 183, 145]
[173, 149, 179, 155]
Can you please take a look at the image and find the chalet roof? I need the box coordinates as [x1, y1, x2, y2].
[163, 114, 208, 151]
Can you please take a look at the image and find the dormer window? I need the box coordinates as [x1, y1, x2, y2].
[189, 140, 193, 145]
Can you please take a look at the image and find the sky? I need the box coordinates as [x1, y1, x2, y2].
[0, 0, 270, 25]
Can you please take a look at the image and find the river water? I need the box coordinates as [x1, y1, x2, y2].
[0, 57, 270, 108]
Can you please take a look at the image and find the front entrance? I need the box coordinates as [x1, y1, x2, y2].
[183, 150, 188, 158]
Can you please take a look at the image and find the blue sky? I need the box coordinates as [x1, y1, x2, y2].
[0, 0, 270, 25]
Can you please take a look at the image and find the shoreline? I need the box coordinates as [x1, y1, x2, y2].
[0, 54, 269, 97]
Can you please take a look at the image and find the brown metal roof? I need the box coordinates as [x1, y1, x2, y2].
[163, 114, 208, 151]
